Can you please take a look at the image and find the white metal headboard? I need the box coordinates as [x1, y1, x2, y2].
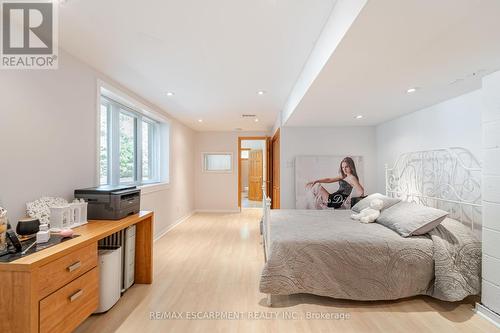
[385, 147, 481, 234]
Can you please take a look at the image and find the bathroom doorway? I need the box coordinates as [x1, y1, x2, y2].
[238, 137, 267, 208]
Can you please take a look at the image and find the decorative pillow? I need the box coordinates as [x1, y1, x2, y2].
[350, 196, 367, 208]
[351, 193, 401, 213]
[376, 201, 449, 237]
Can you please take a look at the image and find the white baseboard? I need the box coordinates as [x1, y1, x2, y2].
[195, 209, 241, 213]
[476, 303, 500, 328]
[154, 211, 195, 242]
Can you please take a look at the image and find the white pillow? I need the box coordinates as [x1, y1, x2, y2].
[376, 201, 449, 237]
[351, 193, 401, 213]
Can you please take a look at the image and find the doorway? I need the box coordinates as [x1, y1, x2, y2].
[238, 137, 267, 208]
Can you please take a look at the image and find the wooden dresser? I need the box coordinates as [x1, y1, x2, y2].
[0, 211, 154, 333]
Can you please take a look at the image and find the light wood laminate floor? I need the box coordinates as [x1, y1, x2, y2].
[75, 209, 499, 333]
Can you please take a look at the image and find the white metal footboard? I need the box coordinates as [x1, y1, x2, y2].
[262, 186, 274, 306]
[261, 186, 271, 262]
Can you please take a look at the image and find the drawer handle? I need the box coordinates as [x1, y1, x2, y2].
[67, 261, 81, 272]
[69, 289, 83, 302]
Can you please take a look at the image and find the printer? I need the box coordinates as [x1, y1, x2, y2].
[74, 185, 141, 220]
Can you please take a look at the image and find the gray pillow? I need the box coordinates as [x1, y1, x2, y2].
[376, 201, 449, 237]
[351, 193, 401, 213]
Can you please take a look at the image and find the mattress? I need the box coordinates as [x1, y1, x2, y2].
[260, 209, 481, 301]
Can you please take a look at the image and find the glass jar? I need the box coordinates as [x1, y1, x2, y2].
[0, 208, 7, 252]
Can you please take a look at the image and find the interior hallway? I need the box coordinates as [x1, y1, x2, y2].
[241, 191, 262, 208]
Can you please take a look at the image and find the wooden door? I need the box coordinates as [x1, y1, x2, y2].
[248, 149, 263, 201]
[271, 129, 280, 209]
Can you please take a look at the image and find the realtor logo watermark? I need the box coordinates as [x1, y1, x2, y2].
[1, 0, 58, 69]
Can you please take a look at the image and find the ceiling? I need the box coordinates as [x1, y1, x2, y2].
[285, 0, 500, 127]
[59, 0, 337, 131]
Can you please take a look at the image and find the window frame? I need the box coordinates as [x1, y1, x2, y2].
[202, 152, 233, 173]
[99, 99, 112, 186]
[99, 95, 161, 186]
[240, 148, 251, 160]
[141, 117, 160, 183]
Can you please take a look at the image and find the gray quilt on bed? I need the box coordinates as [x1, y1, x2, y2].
[259, 210, 481, 301]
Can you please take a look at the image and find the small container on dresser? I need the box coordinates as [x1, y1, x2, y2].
[0, 208, 8, 253]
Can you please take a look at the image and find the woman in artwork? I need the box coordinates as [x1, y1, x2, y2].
[305, 157, 364, 209]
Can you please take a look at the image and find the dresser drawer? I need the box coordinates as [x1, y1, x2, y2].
[38, 243, 97, 299]
[39, 267, 99, 333]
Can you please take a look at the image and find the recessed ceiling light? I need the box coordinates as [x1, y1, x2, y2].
[166, 91, 175, 96]
[254, 118, 259, 122]
[197, 119, 203, 123]
[406, 87, 418, 94]
[355, 115, 363, 119]
[257, 90, 266, 95]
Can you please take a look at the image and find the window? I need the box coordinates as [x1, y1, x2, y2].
[241, 149, 250, 159]
[99, 95, 162, 186]
[202, 153, 233, 173]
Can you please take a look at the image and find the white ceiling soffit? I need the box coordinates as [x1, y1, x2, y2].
[280, 0, 367, 125]
[59, 0, 337, 131]
[284, 0, 500, 127]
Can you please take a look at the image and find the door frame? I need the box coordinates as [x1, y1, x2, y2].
[270, 128, 280, 209]
[238, 136, 268, 208]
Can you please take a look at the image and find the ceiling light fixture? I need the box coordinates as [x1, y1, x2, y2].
[406, 87, 418, 94]
[355, 115, 363, 119]
[166, 91, 175, 96]
[257, 90, 266, 95]
[197, 119, 203, 123]
[254, 118, 259, 122]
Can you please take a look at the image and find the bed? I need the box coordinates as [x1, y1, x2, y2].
[260, 148, 482, 305]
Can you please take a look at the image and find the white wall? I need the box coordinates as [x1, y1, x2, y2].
[375, 90, 484, 192]
[142, 120, 195, 237]
[0, 51, 195, 237]
[271, 112, 282, 138]
[0, 51, 97, 224]
[194, 131, 267, 212]
[481, 70, 500, 320]
[279, 126, 377, 209]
